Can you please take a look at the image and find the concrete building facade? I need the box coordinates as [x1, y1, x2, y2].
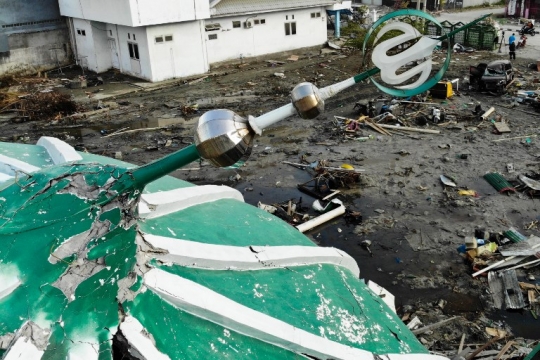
[59, 0, 351, 82]
[0, 0, 71, 76]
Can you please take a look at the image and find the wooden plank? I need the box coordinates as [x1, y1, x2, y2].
[366, 119, 392, 136]
[496, 341, 515, 359]
[378, 124, 441, 134]
[494, 122, 511, 133]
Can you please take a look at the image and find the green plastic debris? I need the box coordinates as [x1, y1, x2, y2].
[483, 172, 516, 194]
[503, 227, 527, 243]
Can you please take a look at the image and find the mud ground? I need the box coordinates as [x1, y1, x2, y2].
[1, 37, 540, 355]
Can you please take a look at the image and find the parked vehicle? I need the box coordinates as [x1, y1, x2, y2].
[519, 23, 536, 36]
[469, 60, 514, 94]
[517, 35, 527, 48]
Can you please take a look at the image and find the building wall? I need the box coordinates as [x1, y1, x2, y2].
[205, 7, 328, 64]
[0, 29, 71, 76]
[463, 0, 501, 7]
[0, 0, 64, 52]
[71, 18, 152, 79]
[59, 0, 210, 27]
[71, 19, 99, 72]
[0, 0, 69, 76]
[146, 22, 208, 82]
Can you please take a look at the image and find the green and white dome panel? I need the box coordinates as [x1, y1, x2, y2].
[0, 137, 447, 359]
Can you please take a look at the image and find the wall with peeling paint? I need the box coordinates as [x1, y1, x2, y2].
[0, 0, 71, 76]
[0, 29, 71, 77]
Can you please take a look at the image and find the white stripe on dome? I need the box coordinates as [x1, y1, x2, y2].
[0, 276, 20, 302]
[0, 172, 13, 184]
[144, 268, 371, 360]
[138, 185, 244, 219]
[0, 154, 40, 176]
[118, 316, 171, 360]
[3, 337, 43, 360]
[3, 322, 50, 360]
[37, 136, 82, 164]
[67, 342, 99, 360]
[143, 233, 360, 276]
[144, 269, 449, 360]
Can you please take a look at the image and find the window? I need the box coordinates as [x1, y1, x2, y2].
[133, 34, 136, 40]
[311, 12, 321, 18]
[128, 43, 139, 60]
[261, 19, 266, 24]
[232, 21, 241, 28]
[155, 35, 173, 43]
[76, 29, 86, 36]
[109, 30, 112, 36]
[205, 23, 221, 31]
[284, 22, 296, 36]
[254, 19, 266, 25]
[208, 34, 218, 40]
[128, 33, 130, 39]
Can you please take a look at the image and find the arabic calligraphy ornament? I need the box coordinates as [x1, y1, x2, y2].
[363, 9, 452, 97]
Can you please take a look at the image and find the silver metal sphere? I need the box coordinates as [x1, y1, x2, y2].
[291, 82, 324, 119]
[194, 109, 254, 167]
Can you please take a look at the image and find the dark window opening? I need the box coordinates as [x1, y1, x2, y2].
[128, 43, 139, 60]
[285, 22, 296, 36]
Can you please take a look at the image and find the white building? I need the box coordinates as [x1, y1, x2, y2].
[58, 0, 351, 82]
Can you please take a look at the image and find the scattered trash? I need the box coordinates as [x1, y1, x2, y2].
[483, 173, 516, 193]
[440, 175, 457, 187]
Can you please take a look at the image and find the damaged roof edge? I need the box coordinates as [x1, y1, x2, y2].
[210, 0, 339, 17]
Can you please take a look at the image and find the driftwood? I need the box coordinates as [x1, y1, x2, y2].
[378, 124, 440, 134]
[411, 316, 460, 335]
[493, 134, 537, 142]
[465, 337, 502, 360]
[103, 126, 167, 138]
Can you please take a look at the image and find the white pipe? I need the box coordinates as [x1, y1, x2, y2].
[506, 258, 540, 271]
[472, 256, 517, 277]
[249, 104, 296, 135]
[480, 107, 495, 120]
[249, 77, 357, 135]
[472, 241, 540, 277]
[319, 78, 356, 100]
[296, 205, 346, 233]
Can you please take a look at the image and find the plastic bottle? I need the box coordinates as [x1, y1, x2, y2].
[356, 135, 374, 142]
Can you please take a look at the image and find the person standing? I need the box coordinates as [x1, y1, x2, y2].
[509, 33, 516, 45]
[509, 41, 516, 59]
[509, 33, 516, 60]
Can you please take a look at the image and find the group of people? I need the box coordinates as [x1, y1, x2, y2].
[508, 21, 533, 59]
